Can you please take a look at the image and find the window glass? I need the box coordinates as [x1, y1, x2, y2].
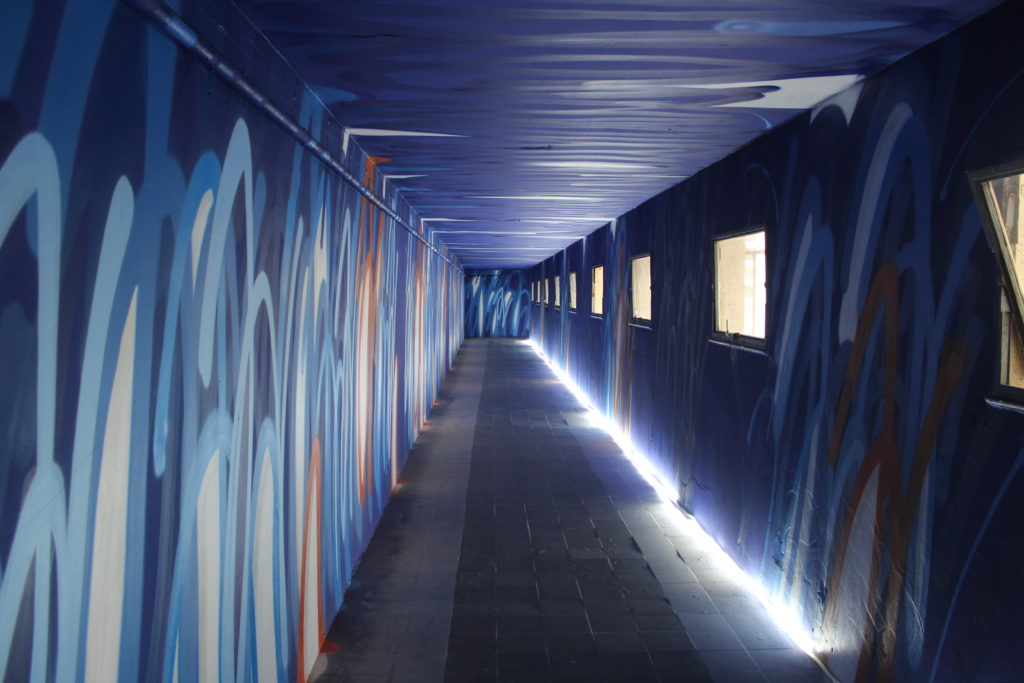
[983, 173, 1024, 292]
[978, 170, 1024, 388]
[569, 272, 577, 311]
[631, 255, 652, 323]
[554, 275, 561, 308]
[544, 278, 549, 304]
[592, 266, 604, 316]
[714, 231, 766, 339]
[1001, 290, 1024, 388]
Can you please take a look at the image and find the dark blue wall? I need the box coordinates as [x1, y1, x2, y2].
[465, 269, 530, 338]
[531, 3, 1024, 681]
[0, 1, 462, 681]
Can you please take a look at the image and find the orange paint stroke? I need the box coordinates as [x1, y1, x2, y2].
[296, 438, 324, 683]
[822, 262, 967, 681]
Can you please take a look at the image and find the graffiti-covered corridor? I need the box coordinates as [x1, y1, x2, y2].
[312, 339, 825, 682]
[4, 0, 1024, 681]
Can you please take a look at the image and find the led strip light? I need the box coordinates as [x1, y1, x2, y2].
[524, 339, 835, 678]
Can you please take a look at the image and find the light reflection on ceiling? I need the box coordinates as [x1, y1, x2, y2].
[235, 0, 1001, 268]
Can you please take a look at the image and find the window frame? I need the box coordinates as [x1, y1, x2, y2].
[544, 277, 549, 305]
[970, 159, 1024, 402]
[629, 253, 653, 328]
[568, 271, 578, 312]
[710, 226, 768, 352]
[554, 274, 561, 309]
[591, 264, 605, 318]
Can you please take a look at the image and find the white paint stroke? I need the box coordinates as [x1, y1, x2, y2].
[253, 449, 278, 682]
[84, 288, 137, 683]
[190, 189, 214, 287]
[196, 452, 221, 683]
[684, 75, 862, 110]
[347, 128, 465, 137]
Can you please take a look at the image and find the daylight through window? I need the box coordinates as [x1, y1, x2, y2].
[592, 265, 604, 316]
[714, 230, 766, 340]
[978, 169, 1024, 389]
[569, 272, 577, 311]
[631, 255, 652, 323]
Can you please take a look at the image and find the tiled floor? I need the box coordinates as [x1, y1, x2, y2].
[311, 339, 831, 683]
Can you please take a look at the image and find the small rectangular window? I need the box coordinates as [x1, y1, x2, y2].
[554, 275, 561, 308]
[714, 230, 766, 341]
[592, 265, 604, 316]
[974, 166, 1024, 390]
[631, 254, 652, 323]
[569, 272, 577, 311]
[544, 278, 549, 305]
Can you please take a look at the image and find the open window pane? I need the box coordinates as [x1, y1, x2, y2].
[569, 272, 577, 311]
[554, 275, 561, 308]
[1001, 289, 1024, 388]
[982, 171, 1024, 322]
[977, 169, 1024, 390]
[631, 255, 652, 323]
[592, 265, 604, 316]
[714, 230, 766, 339]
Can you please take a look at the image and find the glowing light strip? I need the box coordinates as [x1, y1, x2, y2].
[523, 339, 831, 671]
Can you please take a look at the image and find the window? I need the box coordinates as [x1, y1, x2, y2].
[592, 265, 604, 316]
[554, 275, 561, 308]
[631, 254, 652, 324]
[569, 272, 578, 311]
[544, 278, 549, 304]
[1001, 291, 1024, 388]
[973, 165, 1024, 389]
[714, 229, 766, 342]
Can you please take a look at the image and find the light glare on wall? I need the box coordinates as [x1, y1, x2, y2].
[523, 339, 820, 663]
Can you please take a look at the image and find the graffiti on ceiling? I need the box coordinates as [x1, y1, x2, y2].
[235, 0, 1001, 267]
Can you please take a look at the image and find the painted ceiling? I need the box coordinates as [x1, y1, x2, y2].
[234, 0, 1001, 268]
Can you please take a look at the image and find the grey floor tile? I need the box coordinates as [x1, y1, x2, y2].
[313, 341, 838, 683]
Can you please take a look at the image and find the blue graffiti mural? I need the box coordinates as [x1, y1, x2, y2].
[0, 1, 462, 681]
[464, 269, 530, 338]
[531, 4, 1024, 681]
